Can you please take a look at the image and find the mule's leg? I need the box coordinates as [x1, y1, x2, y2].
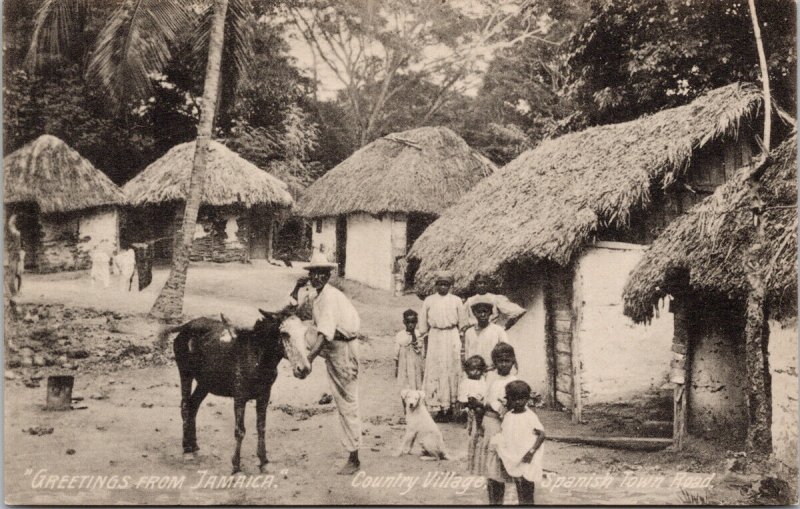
[256, 396, 269, 472]
[231, 398, 246, 474]
[187, 384, 209, 453]
[179, 371, 194, 454]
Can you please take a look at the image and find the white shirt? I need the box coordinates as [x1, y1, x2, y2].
[492, 408, 545, 482]
[486, 373, 518, 413]
[394, 329, 422, 358]
[296, 284, 360, 341]
[458, 377, 487, 403]
[464, 323, 508, 367]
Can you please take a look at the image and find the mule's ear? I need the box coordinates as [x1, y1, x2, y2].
[220, 313, 230, 326]
[259, 308, 275, 319]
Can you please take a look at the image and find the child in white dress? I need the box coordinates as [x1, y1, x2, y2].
[395, 309, 424, 395]
[491, 380, 546, 505]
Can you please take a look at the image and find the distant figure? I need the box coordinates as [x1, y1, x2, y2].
[113, 248, 136, 291]
[5, 214, 22, 297]
[16, 250, 25, 292]
[90, 244, 111, 288]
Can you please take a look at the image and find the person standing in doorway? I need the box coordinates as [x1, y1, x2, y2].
[289, 252, 363, 475]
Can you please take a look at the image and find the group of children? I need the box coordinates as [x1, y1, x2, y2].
[393, 270, 545, 505]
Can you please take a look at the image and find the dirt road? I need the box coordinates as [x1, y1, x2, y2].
[5, 263, 745, 505]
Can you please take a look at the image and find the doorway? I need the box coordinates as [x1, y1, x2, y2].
[335, 216, 347, 276]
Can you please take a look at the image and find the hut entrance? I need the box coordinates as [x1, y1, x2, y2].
[335, 216, 347, 276]
[544, 269, 576, 414]
[249, 211, 274, 260]
[15, 208, 41, 270]
[406, 213, 435, 252]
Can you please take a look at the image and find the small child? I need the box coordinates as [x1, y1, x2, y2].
[395, 309, 424, 396]
[460, 355, 488, 472]
[491, 380, 546, 505]
[464, 296, 508, 369]
[472, 343, 519, 504]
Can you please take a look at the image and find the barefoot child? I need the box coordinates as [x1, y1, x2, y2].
[395, 309, 424, 399]
[491, 380, 546, 505]
[460, 355, 488, 473]
[472, 343, 519, 505]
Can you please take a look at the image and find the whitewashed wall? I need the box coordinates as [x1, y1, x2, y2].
[769, 319, 798, 472]
[311, 217, 337, 261]
[575, 242, 674, 405]
[78, 208, 119, 255]
[345, 213, 395, 290]
[506, 284, 548, 399]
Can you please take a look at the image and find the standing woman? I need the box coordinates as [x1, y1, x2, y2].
[419, 270, 467, 421]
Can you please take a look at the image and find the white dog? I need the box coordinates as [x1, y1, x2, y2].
[395, 389, 449, 460]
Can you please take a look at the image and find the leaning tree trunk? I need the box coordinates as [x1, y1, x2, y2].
[150, 0, 229, 319]
[743, 0, 773, 457]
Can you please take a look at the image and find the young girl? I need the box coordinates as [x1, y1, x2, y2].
[472, 342, 519, 505]
[395, 309, 424, 394]
[492, 380, 546, 505]
[460, 355, 488, 473]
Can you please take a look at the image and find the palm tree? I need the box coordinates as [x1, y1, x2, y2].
[149, 0, 229, 318]
[26, 0, 252, 318]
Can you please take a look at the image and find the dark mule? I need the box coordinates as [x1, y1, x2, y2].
[159, 308, 311, 474]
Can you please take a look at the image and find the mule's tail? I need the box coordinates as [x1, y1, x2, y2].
[157, 323, 187, 354]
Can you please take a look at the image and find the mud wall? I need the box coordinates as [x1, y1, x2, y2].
[37, 207, 118, 272]
[687, 303, 747, 443]
[344, 213, 396, 291]
[506, 279, 549, 401]
[769, 318, 798, 472]
[311, 217, 337, 259]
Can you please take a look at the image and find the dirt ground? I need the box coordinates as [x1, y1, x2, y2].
[4, 262, 767, 505]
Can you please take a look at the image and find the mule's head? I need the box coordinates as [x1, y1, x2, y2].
[257, 308, 312, 379]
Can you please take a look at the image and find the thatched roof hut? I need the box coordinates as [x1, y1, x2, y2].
[295, 126, 496, 217]
[123, 140, 293, 208]
[122, 140, 293, 263]
[4, 134, 125, 212]
[623, 134, 797, 323]
[410, 83, 763, 293]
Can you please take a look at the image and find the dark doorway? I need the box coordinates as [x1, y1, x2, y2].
[406, 213, 436, 252]
[249, 211, 272, 260]
[335, 216, 347, 276]
[15, 208, 40, 270]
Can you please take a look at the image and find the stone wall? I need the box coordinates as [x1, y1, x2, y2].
[36, 207, 118, 272]
[190, 209, 250, 263]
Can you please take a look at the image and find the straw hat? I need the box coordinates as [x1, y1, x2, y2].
[305, 251, 337, 271]
[469, 294, 494, 310]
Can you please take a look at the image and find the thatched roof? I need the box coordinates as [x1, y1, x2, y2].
[410, 83, 763, 294]
[623, 134, 797, 323]
[4, 134, 125, 213]
[295, 126, 496, 218]
[123, 140, 293, 208]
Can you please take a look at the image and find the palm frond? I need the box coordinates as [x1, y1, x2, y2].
[87, 0, 192, 110]
[189, 0, 254, 89]
[25, 0, 89, 71]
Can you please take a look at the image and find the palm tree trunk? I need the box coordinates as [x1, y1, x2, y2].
[150, 0, 229, 319]
[743, 0, 773, 457]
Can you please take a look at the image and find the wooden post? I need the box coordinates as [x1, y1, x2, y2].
[46, 375, 74, 411]
[670, 298, 691, 450]
[571, 269, 583, 424]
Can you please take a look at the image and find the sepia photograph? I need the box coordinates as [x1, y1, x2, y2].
[2, 0, 797, 505]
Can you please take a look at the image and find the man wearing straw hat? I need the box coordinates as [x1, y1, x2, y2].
[289, 252, 363, 475]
